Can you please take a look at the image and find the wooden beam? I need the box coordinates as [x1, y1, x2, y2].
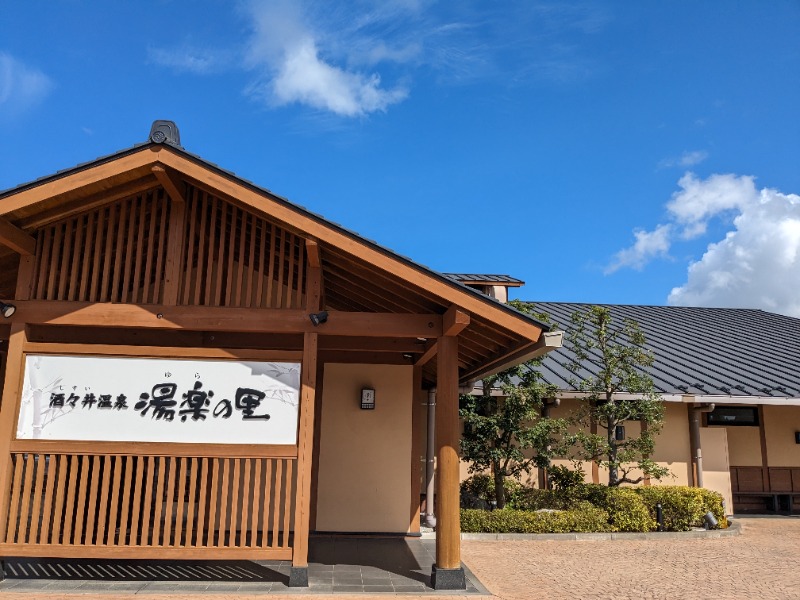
[443, 306, 470, 337]
[0, 218, 35, 255]
[9, 301, 443, 338]
[152, 165, 186, 205]
[305, 239, 321, 268]
[415, 341, 438, 367]
[0, 149, 159, 217]
[16, 178, 160, 230]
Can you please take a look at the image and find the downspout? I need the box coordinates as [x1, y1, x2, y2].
[689, 401, 715, 488]
[424, 389, 437, 528]
[538, 398, 560, 490]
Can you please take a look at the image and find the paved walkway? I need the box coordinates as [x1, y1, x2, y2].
[1, 517, 799, 599]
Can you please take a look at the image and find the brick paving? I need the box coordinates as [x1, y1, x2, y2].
[462, 517, 800, 600]
[1, 517, 799, 599]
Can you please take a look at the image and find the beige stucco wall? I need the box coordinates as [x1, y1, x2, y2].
[762, 405, 800, 467]
[725, 423, 762, 467]
[458, 399, 735, 501]
[315, 363, 413, 533]
[700, 427, 733, 511]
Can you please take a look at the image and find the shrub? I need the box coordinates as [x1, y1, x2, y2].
[460, 474, 523, 506]
[461, 505, 611, 534]
[510, 487, 566, 511]
[635, 486, 727, 531]
[587, 487, 655, 532]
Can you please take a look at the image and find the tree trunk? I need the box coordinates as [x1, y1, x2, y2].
[493, 465, 506, 509]
[607, 422, 619, 486]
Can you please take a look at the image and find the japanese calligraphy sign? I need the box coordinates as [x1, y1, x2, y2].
[16, 354, 301, 445]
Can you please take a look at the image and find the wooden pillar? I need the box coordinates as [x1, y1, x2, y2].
[409, 366, 423, 533]
[758, 405, 770, 492]
[0, 323, 28, 544]
[432, 334, 466, 590]
[290, 264, 321, 587]
[590, 413, 600, 484]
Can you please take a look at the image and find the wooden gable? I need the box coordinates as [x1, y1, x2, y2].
[0, 142, 552, 386]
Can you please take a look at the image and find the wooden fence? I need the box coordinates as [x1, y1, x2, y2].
[1, 451, 297, 559]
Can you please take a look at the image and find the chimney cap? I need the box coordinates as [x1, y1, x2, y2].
[149, 120, 181, 147]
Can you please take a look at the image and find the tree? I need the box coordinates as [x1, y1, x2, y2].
[459, 306, 570, 508]
[566, 305, 669, 487]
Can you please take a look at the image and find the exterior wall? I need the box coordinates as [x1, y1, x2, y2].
[725, 423, 762, 467]
[762, 405, 800, 467]
[457, 398, 733, 509]
[700, 427, 733, 511]
[315, 363, 413, 533]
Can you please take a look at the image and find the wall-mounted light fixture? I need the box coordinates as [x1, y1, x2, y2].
[615, 425, 626, 441]
[361, 388, 375, 410]
[309, 311, 328, 326]
[0, 301, 16, 318]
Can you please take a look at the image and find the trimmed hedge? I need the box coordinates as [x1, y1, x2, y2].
[636, 485, 727, 531]
[461, 503, 611, 534]
[461, 475, 728, 533]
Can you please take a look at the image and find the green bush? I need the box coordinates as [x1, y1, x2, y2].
[509, 487, 566, 511]
[635, 486, 727, 531]
[461, 505, 611, 534]
[460, 483, 727, 533]
[461, 474, 523, 505]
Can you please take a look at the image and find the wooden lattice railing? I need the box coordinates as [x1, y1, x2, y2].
[0, 452, 296, 559]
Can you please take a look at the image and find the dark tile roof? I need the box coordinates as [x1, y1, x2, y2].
[524, 302, 800, 399]
[444, 274, 525, 286]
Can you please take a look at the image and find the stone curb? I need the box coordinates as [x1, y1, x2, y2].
[458, 519, 741, 541]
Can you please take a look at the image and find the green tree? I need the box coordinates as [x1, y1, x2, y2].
[459, 306, 570, 508]
[566, 305, 669, 487]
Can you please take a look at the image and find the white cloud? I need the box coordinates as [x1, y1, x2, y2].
[147, 46, 231, 74]
[605, 224, 672, 274]
[668, 186, 800, 316]
[0, 52, 53, 118]
[658, 150, 708, 169]
[242, 0, 409, 116]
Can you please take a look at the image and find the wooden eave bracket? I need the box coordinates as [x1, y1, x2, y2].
[0, 217, 35, 255]
[305, 239, 321, 268]
[152, 164, 186, 204]
[443, 306, 470, 337]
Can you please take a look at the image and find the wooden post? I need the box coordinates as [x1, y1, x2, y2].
[161, 193, 187, 306]
[0, 323, 28, 544]
[758, 405, 770, 492]
[432, 334, 466, 590]
[290, 264, 321, 587]
[409, 366, 423, 533]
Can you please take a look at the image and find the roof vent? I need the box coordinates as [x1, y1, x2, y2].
[149, 120, 181, 146]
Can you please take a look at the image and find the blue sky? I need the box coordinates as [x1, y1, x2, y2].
[1, 1, 799, 314]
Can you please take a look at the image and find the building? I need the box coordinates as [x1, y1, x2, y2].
[453, 275, 800, 515]
[0, 122, 559, 589]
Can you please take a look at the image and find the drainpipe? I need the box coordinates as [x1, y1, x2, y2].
[538, 398, 560, 490]
[424, 389, 437, 528]
[689, 402, 715, 488]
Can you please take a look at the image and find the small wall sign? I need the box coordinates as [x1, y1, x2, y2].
[361, 388, 375, 410]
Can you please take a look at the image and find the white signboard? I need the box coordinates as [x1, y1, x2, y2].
[16, 355, 301, 445]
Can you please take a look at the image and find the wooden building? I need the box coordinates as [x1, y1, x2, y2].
[0, 121, 557, 588]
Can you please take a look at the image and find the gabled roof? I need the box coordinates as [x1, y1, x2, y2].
[0, 130, 554, 385]
[526, 302, 800, 402]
